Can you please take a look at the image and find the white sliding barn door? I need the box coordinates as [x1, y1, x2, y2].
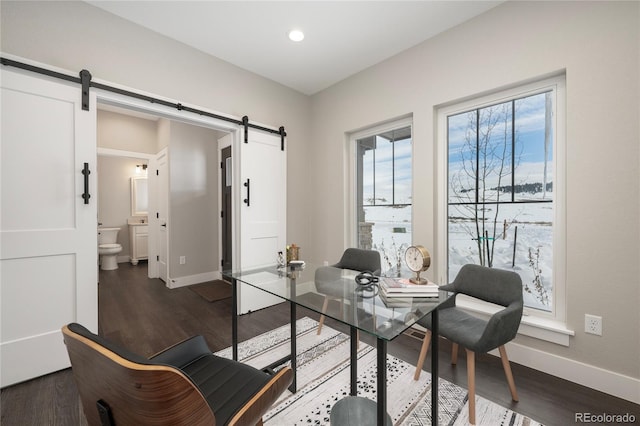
[0, 69, 97, 387]
[238, 129, 286, 314]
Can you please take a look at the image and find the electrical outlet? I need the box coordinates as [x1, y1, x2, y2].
[585, 314, 602, 336]
[179, 256, 186, 265]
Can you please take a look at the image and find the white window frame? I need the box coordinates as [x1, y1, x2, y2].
[347, 116, 413, 250]
[436, 75, 574, 345]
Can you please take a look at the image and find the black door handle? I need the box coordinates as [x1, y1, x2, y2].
[243, 179, 250, 206]
[161, 223, 167, 227]
[82, 163, 91, 204]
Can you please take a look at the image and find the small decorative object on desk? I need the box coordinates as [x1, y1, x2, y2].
[404, 245, 431, 284]
[277, 251, 285, 268]
[380, 277, 440, 298]
[286, 244, 300, 263]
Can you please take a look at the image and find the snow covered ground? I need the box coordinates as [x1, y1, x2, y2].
[364, 199, 553, 311]
[448, 201, 553, 311]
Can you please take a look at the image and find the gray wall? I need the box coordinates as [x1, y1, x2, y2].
[97, 109, 158, 154]
[168, 121, 220, 279]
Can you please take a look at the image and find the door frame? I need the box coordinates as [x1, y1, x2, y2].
[218, 136, 234, 272]
[94, 90, 251, 273]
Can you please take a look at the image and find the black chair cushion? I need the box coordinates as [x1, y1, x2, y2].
[180, 353, 272, 425]
[150, 335, 212, 367]
[150, 336, 274, 425]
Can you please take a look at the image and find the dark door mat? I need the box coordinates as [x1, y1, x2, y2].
[188, 280, 232, 302]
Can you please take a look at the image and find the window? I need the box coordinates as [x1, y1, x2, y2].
[439, 76, 565, 319]
[351, 120, 412, 277]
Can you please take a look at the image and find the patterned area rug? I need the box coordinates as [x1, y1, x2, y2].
[215, 317, 543, 425]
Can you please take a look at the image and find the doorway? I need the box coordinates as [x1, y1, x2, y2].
[97, 106, 155, 276]
[221, 145, 232, 271]
[95, 90, 285, 294]
[96, 95, 238, 287]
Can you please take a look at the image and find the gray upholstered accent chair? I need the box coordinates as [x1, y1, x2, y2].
[332, 247, 382, 274]
[63, 323, 292, 426]
[413, 264, 523, 425]
[315, 248, 381, 335]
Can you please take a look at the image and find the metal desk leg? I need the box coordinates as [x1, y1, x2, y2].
[232, 278, 238, 361]
[432, 308, 439, 425]
[289, 300, 297, 393]
[350, 326, 358, 396]
[377, 338, 387, 426]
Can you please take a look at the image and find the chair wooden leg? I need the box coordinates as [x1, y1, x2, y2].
[466, 349, 476, 425]
[498, 345, 519, 402]
[317, 297, 329, 335]
[451, 342, 459, 365]
[413, 330, 432, 381]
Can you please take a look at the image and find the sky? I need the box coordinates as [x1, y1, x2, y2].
[361, 135, 412, 205]
[448, 91, 553, 167]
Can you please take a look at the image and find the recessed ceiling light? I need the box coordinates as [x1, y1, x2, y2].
[288, 29, 305, 42]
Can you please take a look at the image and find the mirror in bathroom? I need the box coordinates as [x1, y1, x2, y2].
[131, 176, 148, 216]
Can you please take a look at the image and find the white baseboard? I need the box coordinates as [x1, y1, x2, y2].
[491, 342, 640, 404]
[167, 270, 221, 289]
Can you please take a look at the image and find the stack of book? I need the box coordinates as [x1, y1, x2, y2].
[379, 277, 441, 302]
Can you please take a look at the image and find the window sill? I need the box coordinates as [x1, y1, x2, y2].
[455, 295, 575, 346]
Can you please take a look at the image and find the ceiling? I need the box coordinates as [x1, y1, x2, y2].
[88, 1, 502, 96]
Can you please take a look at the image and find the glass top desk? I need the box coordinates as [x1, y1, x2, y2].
[223, 262, 451, 426]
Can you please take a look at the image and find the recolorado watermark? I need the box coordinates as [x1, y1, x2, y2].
[575, 412, 636, 423]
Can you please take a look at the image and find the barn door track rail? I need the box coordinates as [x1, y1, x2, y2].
[1, 57, 286, 150]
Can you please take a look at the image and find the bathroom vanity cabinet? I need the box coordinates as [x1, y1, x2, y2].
[129, 224, 148, 265]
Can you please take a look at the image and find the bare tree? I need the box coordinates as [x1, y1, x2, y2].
[450, 103, 514, 267]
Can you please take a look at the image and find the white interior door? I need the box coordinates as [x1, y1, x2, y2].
[0, 68, 97, 386]
[147, 147, 169, 282]
[157, 149, 169, 283]
[238, 129, 286, 313]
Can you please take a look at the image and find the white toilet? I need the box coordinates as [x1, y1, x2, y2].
[98, 227, 123, 270]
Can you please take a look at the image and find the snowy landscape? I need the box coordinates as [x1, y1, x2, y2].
[367, 199, 553, 312]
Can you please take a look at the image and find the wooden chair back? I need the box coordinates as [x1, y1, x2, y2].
[62, 325, 216, 426]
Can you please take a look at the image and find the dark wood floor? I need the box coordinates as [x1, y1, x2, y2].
[2, 263, 638, 425]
